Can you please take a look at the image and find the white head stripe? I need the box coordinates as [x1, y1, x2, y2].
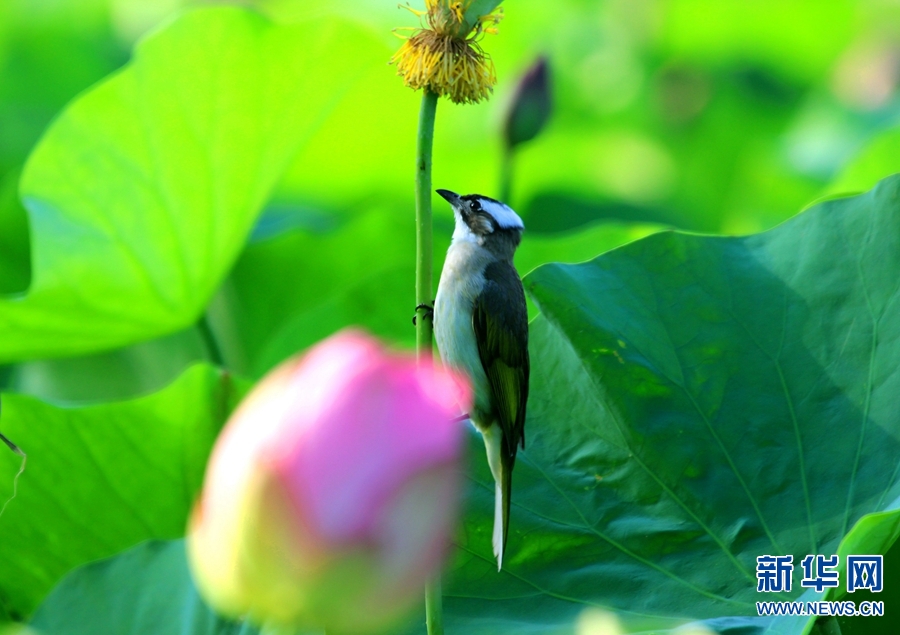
[480, 199, 524, 230]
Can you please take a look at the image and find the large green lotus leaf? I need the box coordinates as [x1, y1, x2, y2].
[29, 541, 259, 635]
[0, 364, 239, 621]
[221, 210, 660, 378]
[0, 7, 388, 363]
[20, 536, 725, 634]
[833, 511, 900, 634]
[25, 180, 900, 635]
[4, 326, 210, 403]
[25, 172, 900, 635]
[434, 174, 900, 633]
[30, 465, 900, 634]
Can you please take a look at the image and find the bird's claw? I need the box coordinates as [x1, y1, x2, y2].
[412, 302, 435, 326]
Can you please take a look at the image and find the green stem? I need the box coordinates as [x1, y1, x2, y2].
[414, 89, 443, 635]
[415, 90, 439, 358]
[198, 313, 225, 368]
[499, 145, 514, 204]
[425, 578, 443, 635]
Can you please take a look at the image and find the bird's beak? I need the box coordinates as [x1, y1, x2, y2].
[436, 189, 461, 207]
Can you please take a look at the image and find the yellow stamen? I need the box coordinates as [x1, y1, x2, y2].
[399, 3, 427, 17]
[391, 0, 502, 104]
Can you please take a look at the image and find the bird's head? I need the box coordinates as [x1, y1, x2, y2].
[436, 189, 524, 256]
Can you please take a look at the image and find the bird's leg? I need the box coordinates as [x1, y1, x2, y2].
[412, 301, 435, 326]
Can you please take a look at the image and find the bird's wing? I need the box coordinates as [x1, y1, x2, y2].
[472, 260, 530, 458]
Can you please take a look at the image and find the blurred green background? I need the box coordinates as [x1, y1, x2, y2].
[5, 0, 900, 233]
[2, 0, 900, 394]
[0, 0, 900, 382]
[2, 3, 900, 632]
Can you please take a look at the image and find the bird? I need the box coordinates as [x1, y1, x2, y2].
[432, 189, 529, 570]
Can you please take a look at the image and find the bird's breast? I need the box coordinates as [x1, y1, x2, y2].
[434, 243, 493, 419]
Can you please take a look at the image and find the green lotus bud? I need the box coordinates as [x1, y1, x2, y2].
[503, 56, 552, 150]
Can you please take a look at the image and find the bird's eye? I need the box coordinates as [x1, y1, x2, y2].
[470, 200, 482, 212]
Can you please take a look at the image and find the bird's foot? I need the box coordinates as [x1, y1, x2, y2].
[412, 302, 434, 326]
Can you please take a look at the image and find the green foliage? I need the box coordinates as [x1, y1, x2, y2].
[3, 328, 209, 403]
[0, 364, 240, 621]
[23, 177, 900, 634]
[248, 0, 891, 234]
[222, 213, 659, 378]
[4, 0, 899, 242]
[0, 0, 127, 179]
[0, 8, 663, 629]
[2, 2, 900, 634]
[436, 176, 900, 633]
[462, 0, 504, 34]
[503, 57, 551, 151]
[826, 127, 900, 198]
[1, 8, 384, 363]
[30, 541, 257, 635]
[0, 170, 30, 295]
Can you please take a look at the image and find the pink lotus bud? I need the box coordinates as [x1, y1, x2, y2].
[187, 330, 470, 634]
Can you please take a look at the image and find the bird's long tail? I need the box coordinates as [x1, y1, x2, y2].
[493, 449, 514, 570]
[484, 425, 513, 570]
